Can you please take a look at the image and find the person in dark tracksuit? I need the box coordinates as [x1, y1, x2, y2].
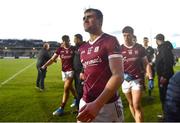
[143, 37, 155, 97]
[36, 43, 51, 91]
[155, 34, 174, 119]
[72, 34, 85, 109]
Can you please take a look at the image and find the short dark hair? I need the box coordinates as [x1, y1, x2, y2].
[84, 8, 103, 25]
[62, 35, 70, 42]
[144, 37, 148, 40]
[75, 34, 83, 41]
[122, 26, 134, 34]
[155, 33, 165, 41]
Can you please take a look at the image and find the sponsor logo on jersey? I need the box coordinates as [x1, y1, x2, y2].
[82, 56, 102, 68]
[61, 55, 72, 59]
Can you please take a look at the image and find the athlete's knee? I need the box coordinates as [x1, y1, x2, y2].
[128, 101, 134, 108]
[133, 103, 141, 111]
[64, 85, 71, 93]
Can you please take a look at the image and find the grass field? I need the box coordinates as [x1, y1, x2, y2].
[0, 58, 179, 122]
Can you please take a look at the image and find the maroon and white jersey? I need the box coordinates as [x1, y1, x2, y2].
[55, 46, 74, 72]
[79, 33, 122, 103]
[120, 43, 146, 79]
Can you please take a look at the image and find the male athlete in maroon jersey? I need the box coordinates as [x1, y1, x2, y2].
[79, 33, 121, 103]
[120, 43, 146, 80]
[120, 26, 153, 122]
[55, 46, 74, 72]
[42, 35, 77, 116]
[77, 8, 124, 122]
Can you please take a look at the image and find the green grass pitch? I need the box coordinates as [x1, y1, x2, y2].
[0, 58, 179, 122]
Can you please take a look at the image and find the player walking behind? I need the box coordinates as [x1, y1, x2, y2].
[120, 26, 153, 122]
[42, 35, 77, 116]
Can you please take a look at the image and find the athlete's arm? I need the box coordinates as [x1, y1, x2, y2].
[94, 56, 124, 107]
[77, 56, 124, 122]
[41, 53, 58, 69]
[143, 56, 153, 79]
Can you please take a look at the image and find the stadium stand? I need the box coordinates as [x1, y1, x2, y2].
[0, 39, 60, 58]
[0, 39, 179, 59]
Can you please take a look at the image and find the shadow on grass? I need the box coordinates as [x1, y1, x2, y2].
[35, 88, 77, 122]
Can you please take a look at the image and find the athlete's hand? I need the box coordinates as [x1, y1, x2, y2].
[79, 73, 85, 80]
[148, 79, 154, 90]
[41, 65, 46, 70]
[76, 101, 101, 122]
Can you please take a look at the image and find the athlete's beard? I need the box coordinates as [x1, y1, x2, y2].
[84, 26, 96, 34]
[84, 23, 100, 33]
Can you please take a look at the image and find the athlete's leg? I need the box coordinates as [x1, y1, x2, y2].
[69, 77, 78, 109]
[132, 90, 144, 122]
[70, 79, 78, 98]
[122, 80, 135, 119]
[124, 92, 135, 119]
[61, 78, 73, 109]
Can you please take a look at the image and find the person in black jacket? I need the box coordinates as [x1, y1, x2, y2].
[36, 43, 51, 91]
[155, 33, 174, 119]
[164, 71, 180, 122]
[72, 34, 85, 109]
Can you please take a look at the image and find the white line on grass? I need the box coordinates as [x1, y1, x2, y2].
[0, 62, 35, 87]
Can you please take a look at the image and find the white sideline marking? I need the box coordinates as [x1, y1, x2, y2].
[0, 62, 35, 87]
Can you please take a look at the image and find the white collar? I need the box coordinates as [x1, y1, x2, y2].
[89, 33, 104, 45]
[124, 42, 135, 49]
